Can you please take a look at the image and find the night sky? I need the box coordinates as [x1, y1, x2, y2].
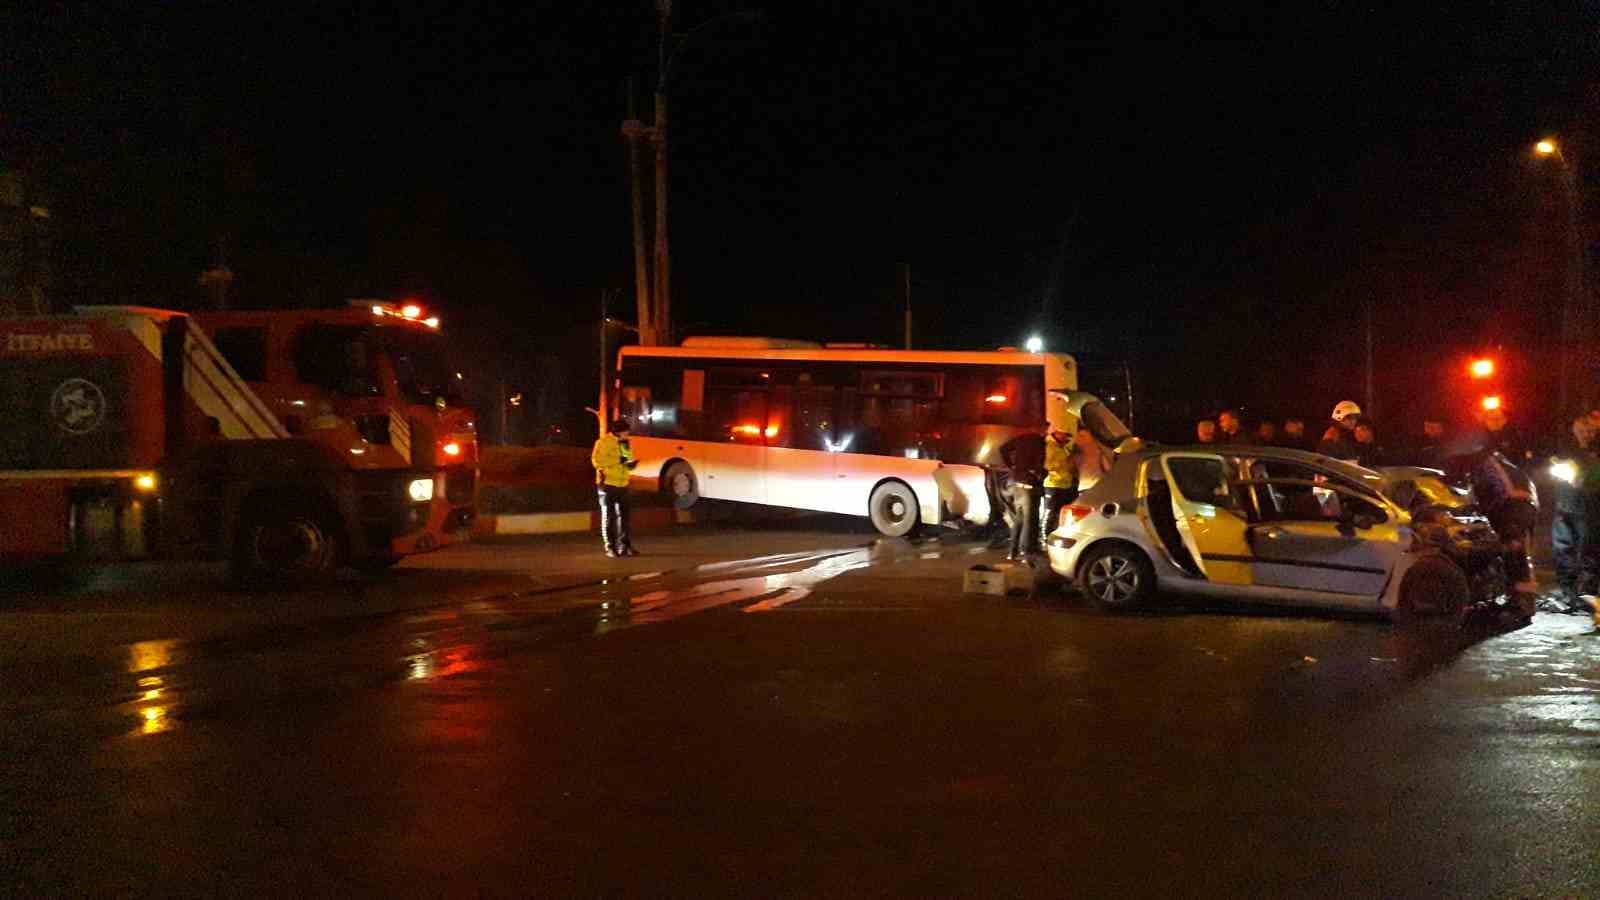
[6, 2, 1599, 438]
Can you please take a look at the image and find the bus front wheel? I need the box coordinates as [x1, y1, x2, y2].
[661, 461, 700, 510]
[869, 481, 919, 537]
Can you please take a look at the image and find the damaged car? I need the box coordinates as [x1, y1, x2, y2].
[1044, 394, 1510, 621]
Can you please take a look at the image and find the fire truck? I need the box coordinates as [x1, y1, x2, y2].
[0, 301, 477, 579]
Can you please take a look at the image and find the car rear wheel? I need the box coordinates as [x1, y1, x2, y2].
[1078, 542, 1156, 610]
[661, 461, 699, 510]
[869, 480, 919, 537]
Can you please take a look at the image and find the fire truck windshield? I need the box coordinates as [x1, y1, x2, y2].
[384, 329, 463, 407]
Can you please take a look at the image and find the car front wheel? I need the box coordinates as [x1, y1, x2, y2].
[1078, 542, 1156, 610]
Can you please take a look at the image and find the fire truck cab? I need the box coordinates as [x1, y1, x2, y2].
[0, 301, 477, 580]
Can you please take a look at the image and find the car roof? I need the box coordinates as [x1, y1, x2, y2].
[1134, 443, 1389, 487]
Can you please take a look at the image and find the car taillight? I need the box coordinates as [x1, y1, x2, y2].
[1061, 504, 1094, 528]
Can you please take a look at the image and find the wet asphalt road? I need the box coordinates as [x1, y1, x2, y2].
[2, 520, 1598, 897]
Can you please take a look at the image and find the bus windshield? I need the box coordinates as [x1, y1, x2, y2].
[384, 329, 464, 407]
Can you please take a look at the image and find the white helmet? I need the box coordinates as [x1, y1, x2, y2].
[1331, 400, 1362, 424]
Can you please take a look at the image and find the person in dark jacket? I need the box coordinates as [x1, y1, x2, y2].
[1217, 409, 1253, 445]
[1463, 415, 1539, 617]
[1317, 401, 1362, 461]
[1000, 430, 1046, 563]
[1415, 418, 1449, 469]
[1550, 414, 1600, 612]
[1281, 417, 1310, 451]
[1351, 418, 1386, 467]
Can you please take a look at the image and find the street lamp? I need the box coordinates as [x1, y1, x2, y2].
[1533, 134, 1583, 416]
[1024, 335, 1044, 353]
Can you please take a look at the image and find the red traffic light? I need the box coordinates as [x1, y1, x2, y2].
[1469, 358, 1495, 379]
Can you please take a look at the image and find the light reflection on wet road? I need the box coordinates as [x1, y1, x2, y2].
[1, 532, 1597, 896]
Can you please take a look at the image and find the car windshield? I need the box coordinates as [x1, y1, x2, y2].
[384, 328, 464, 407]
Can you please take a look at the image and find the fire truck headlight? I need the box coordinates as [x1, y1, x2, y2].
[134, 473, 158, 493]
[407, 477, 435, 503]
[1550, 459, 1578, 485]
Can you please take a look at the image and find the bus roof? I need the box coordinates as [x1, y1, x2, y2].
[620, 344, 1076, 370]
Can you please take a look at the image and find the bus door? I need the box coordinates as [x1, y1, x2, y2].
[763, 374, 846, 515]
[701, 369, 770, 504]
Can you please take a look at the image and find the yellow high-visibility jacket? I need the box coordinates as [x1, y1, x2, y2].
[592, 433, 635, 488]
[1044, 433, 1077, 489]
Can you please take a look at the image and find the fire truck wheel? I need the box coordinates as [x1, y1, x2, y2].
[232, 502, 343, 584]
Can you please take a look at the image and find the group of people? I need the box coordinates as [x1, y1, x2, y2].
[994, 423, 1114, 564]
[1194, 401, 1453, 469]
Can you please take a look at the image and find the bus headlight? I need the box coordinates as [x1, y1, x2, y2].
[407, 477, 435, 503]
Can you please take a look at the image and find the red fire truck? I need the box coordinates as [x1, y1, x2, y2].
[0, 301, 477, 579]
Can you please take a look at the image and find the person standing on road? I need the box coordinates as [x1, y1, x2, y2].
[1217, 409, 1253, 445]
[1318, 401, 1362, 461]
[592, 418, 639, 557]
[1351, 418, 1385, 467]
[999, 429, 1046, 564]
[1416, 418, 1449, 469]
[1281, 417, 1310, 451]
[1550, 414, 1600, 613]
[1041, 426, 1079, 542]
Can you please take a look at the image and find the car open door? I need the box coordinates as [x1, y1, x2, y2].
[1159, 453, 1254, 587]
[1242, 477, 1399, 601]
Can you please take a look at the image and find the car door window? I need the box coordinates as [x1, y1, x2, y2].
[1166, 457, 1238, 510]
[1247, 460, 1386, 524]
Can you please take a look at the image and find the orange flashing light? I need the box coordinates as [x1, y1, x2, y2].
[1469, 358, 1494, 379]
[985, 394, 1009, 404]
[441, 441, 462, 457]
[1481, 395, 1502, 411]
[401, 304, 422, 319]
[423, 316, 440, 329]
[764, 424, 780, 438]
[733, 424, 762, 436]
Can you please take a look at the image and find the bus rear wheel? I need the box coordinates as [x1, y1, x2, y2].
[661, 461, 699, 510]
[869, 481, 919, 538]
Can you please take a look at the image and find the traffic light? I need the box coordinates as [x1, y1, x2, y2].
[1469, 357, 1495, 379]
[1481, 395, 1502, 412]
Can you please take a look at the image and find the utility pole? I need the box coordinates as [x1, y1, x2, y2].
[599, 288, 612, 432]
[900, 262, 912, 349]
[1364, 295, 1375, 419]
[652, 0, 673, 347]
[620, 81, 655, 345]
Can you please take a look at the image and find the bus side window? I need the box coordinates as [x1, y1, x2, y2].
[792, 377, 837, 451]
[620, 386, 653, 434]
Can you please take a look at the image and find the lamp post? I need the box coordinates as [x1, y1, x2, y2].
[1534, 136, 1584, 416]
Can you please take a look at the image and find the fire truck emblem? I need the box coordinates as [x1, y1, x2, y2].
[50, 378, 107, 435]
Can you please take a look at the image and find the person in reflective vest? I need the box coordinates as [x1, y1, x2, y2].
[1041, 427, 1079, 540]
[592, 418, 639, 557]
